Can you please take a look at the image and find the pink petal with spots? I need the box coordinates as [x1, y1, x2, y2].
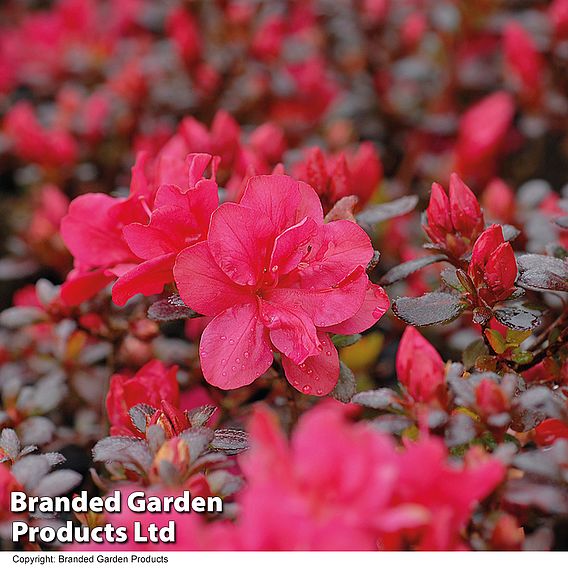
[208, 202, 274, 286]
[282, 332, 339, 396]
[291, 220, 374, 289]
[199, 302, 273, 389]
[260, 299, 321, 365]
[323, 282, 390, 334]
[174, 242, 253, 316]
[265, 266, 368, 328]
[269, 217, 318, 276]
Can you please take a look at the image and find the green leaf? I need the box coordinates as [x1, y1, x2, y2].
[462, 339, 489, 369]
[493, 306, 541, 331]
[356, 195, 418, 226]
[380, 254, 447, 286]
[510, 350, 534, 365]
[517, 254, 568, 292]
[332, 334, 363, 349]
[331, 362, 357, 403]
[148, 295, 201, 321]
[352, 388, 399, 409]
[484, 329, 506, 354]
[392, 292, 467, 326]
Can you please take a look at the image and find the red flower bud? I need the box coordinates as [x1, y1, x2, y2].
[106, 361, 179, 437]
[424, 182, 452, 246]
[150, 400, 191, 439]
[449, 173, 484, 241]
[396, 326, 445, 403]
[424, 175, 484, 257]
[468, 225, 517, 305]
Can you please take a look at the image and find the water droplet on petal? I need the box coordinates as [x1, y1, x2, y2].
[229, 339, 235, 345]
[271, 265, 279, 272]
[302, 385, 312, 394]
[293, 380, 299, 386]
[231, 366, 237, 372]
[316, 388, 323, 395]
[244, 351, 250, 358]
[235, 358, 241, 364]
[220, 335, 227, 340]
[326, 351, 332, 356]
[307, 369, 313, 375]
[222, 372, 227, 377]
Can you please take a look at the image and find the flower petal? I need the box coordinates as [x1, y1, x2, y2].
[200, 302, 273, 389]
[122, 206, 192, 259]
[240, 175, 323, 234]
[154, 178, 218, 235]
[60, 269, 114, 306]
[60, 193, 135, 268]
[269, 217, 318, 276]
[288, 220, 374, 289]
[208, 202, 274, 286]
[282, 332, 339, 396]
[112, 253, 176, 306]
[265, 266, 369, 328]
[174, 242, 253, 316]
[323, 282, 390, 334]
[260, 299, 321, 365]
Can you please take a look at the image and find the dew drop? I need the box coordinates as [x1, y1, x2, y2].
[220, 335, 227, 340]
[271, 265, 279, 272]
[222, 372, 227, 377]
[316, 388, 323, 395]
[307, 369, 313, 375]
[326, 350, 332, 356]
[229, 339, 235, 345]
[241, 364, 246, 370]
[221, 359, 226, 365]
[236, 358, 241, 364]
[302, 385, 312, 394]
[231, 366, 237, 372]
[293, 380, 299, 386]
[244, 351, 250, 358]
[372, 308, 383, 318]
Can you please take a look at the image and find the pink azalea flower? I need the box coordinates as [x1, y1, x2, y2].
[174, 174, 389, 395]
[111, 153, 219, 306]
[386, 439, 505, 550]
[60, 153, 219, 306]
[233, 403, 409, 550]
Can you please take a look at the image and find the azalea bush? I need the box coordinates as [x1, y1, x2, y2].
[1, 0, 568, 552]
